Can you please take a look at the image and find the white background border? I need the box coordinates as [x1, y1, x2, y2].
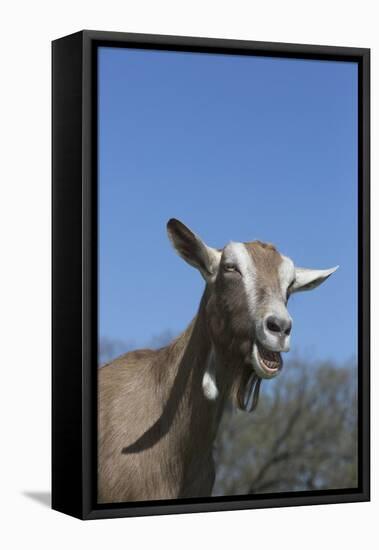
[0, 1, 376, 548]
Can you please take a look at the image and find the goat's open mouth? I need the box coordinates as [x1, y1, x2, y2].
[237, 342, 283, 413]
[252, 342, 283, 380]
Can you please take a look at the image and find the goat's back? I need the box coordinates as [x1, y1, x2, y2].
[98, 348, 169, 503]
[98, 341, 216, 503]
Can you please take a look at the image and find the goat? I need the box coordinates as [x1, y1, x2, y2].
[98, 219, 338, 503]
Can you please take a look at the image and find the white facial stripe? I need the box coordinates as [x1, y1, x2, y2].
[224, 244, 293, 355]
[278, 255, 296, 298]
[224, 242, 257, 315]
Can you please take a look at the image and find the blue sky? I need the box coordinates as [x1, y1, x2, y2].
[98, 47, 358, 364]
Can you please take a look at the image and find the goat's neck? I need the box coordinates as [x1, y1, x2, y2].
[162, 291, 230, 453]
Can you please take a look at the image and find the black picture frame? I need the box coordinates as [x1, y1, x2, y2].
[52, 30, 370, 520]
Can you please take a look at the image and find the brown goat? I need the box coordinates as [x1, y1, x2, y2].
[98, 219, 338, 503]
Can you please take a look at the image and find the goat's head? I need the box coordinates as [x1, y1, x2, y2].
[167, 219, 338, 410]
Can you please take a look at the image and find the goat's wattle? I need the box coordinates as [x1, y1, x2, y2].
[237, 370, 262, 412]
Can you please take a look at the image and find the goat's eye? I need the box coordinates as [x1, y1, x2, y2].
[286, 281, 295, 300]
[224, 263, 240, 274]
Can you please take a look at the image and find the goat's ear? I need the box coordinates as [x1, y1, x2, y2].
[167, 218, 221, 282]
[290, 265, 339, 293]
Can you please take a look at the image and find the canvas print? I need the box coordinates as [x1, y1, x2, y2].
[97, 47, 358, 504]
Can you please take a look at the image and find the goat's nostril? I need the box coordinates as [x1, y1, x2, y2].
[266, 317, 282, 333]
[266, 316, 292, 336]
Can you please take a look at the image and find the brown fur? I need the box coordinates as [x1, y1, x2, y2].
[98, 240, 284, 503]
[98, 292, 231, 503]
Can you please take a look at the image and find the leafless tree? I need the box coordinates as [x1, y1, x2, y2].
[213, 358, 357, 495]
